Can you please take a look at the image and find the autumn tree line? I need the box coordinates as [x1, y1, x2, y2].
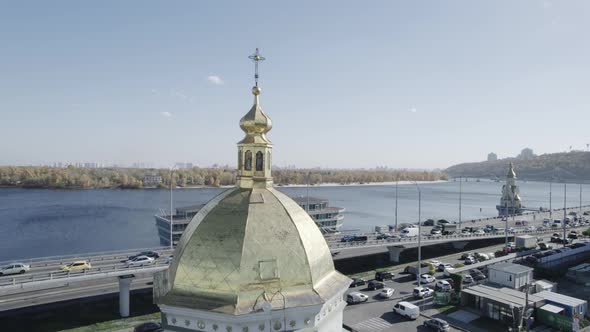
[0, 166, 448, 189]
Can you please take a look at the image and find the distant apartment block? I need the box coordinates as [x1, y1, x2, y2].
[143, 173, 163, 186]
[487, 152, 498, 161]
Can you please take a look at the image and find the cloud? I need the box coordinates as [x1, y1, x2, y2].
[160, 111, 172, 117]
[410, 108, 417, 113]
[207, 75, 224, 85]
[542, 0, 552, 9]
[169, 89, 194, 103]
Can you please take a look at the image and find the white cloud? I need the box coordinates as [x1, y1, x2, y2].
[410, 108, 417, 113]
[161, 111, 172, 117]
[542, 1, 552, 9]
[207, 75, 224, 85]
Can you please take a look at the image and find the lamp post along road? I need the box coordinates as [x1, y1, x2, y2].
[459, 177, 462, 230]
[549, 180, 552, 220]
[395, 178, 398, 232]
[414, 182, 422, 287]
[563, 183, 567, 247]
[169, 167, 176, 250]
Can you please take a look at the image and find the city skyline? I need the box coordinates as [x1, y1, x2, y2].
[1, 1, 590, 169]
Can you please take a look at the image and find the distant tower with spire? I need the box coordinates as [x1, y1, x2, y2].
[496, 162, 524, 216]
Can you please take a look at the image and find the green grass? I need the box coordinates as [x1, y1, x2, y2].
[60, 312, 161, 332]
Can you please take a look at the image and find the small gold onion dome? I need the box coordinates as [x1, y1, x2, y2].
[239, 86, 272, 136]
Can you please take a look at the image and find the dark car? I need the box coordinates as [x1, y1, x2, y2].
[571, 243, 586, 249]
[353, 235, 368, 242]
[538, 242, 551, 250]
[376, 233, 391, 240]
[423, 318, 450, 331]
[349, 278, 367, 287]
[460, 253, 471, 260]
[341, 235, 355, 242]
[525, 256, 538, 264]
[134, 322, 162, 332]
[375, 271, 395, 281]
[125, 251, 160, 262]
[368, 280, 385, 290]
[568, 233, 578, 239]
[533, 252, 545, 259]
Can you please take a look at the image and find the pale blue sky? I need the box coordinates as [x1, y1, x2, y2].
[1, 1, 589, 169]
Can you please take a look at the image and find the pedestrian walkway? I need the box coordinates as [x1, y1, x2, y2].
[350, 317, 392, 331]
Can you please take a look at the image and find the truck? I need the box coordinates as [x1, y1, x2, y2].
[441, 224, 459, 235]
[400, 226, 419, 238]
[516, 235, 536, 249]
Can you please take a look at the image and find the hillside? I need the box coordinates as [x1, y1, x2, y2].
[446, 151, 590, 182]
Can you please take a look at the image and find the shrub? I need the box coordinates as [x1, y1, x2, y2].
[494, 250, 508, 258]
[453, 263, 465, 268]
[583, 228, 590, 237]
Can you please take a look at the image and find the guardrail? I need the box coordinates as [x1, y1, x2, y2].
[0, 261, 170, 288]
[0, 246, 171, 267]
[327, 228, 570, 251]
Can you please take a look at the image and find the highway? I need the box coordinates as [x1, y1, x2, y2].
[0, 205, 586, 313]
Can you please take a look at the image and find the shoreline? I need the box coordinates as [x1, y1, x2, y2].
[0, 180, 449, 191]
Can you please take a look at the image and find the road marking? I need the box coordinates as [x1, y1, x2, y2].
[351, 317, 392, 331]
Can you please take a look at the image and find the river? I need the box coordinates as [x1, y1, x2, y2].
[0, 180, 588, 261]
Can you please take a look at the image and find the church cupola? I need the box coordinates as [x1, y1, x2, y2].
[237, 48, 273, 189]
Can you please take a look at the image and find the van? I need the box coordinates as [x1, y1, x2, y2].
[400, 227, 419, 238]
[393, 301, 420, 320]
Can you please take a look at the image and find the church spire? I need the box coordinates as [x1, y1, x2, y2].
[237, 49, 273, 189]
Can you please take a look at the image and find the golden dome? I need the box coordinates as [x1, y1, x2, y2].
[239, 86, 272, 144]
[155, 187, 350, 315]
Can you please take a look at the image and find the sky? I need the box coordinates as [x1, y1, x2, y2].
[1, 1, 589, 170]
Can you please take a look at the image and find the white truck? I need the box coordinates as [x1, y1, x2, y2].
[516, 235, 536, 249]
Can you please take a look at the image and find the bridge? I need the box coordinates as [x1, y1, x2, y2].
[0, 206, 586, 317]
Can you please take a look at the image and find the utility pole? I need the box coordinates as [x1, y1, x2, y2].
[580, 183, 583, 216]
[306, 172, 310, 213]
[563, 183, 567, 248]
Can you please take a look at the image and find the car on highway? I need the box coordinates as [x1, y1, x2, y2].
[346, 292, 369, 304]
[430, 229, 442, 236]
[464, 256, 476, 265]
[463, 275, 474, 284]
[163, 255, 174, 264]
[375, 271, 395, 281]
[376, 233, 391, 240]
[423, 318, 450, 331]
[538, 242, 552, 250]
[460, 253, 471, 260]
[126, 251, 160, 262]
[413, 286, 434, 299]
[0, 263, 30, 276]
[393, 301, 419, 320]
[61, 260, 91, 272]
[368, 280, 385, 290]
[437, 263, 452, 272]
[134, 322, 163, 332]
[419, 274, 436, 284]
[125, 255, 155, 268]
[349, 278, 367, 287]
[473, 229, 486, 235]
[378, 287, 394, 299]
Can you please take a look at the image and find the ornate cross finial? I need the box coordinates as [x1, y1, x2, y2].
[248, 48, 266, 87]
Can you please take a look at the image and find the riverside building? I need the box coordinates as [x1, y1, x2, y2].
[153, 49, 351, 332]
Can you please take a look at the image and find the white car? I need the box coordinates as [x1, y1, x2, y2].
[463, 275, 474, 284]
[413, 286, 434, 299]
[419, 274, 436, 284]
[443, 267, 456, 277]
[0, 263, 30, 276]
[347, 292, 369, 304]
[428, 260, 441, 267]
[435, 280, 452, 290]
[379, 288, 395, 299]
[473, 229, 485, 235]
[125, 255, 155, 267]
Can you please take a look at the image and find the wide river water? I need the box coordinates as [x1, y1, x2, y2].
[1, 180, 589, 261]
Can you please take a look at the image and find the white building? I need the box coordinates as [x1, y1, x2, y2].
[153, 50, 350, 332]
[488, 262, 533, 290]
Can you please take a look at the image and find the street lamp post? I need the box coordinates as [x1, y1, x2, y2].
[414, 182, 422, 287]
[549, 179, 552, 220]
[459, 177, 462, 230]
[563, 183, 567, 247]
[169, 167, 176, 250]
[395, 177, 398, 232]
